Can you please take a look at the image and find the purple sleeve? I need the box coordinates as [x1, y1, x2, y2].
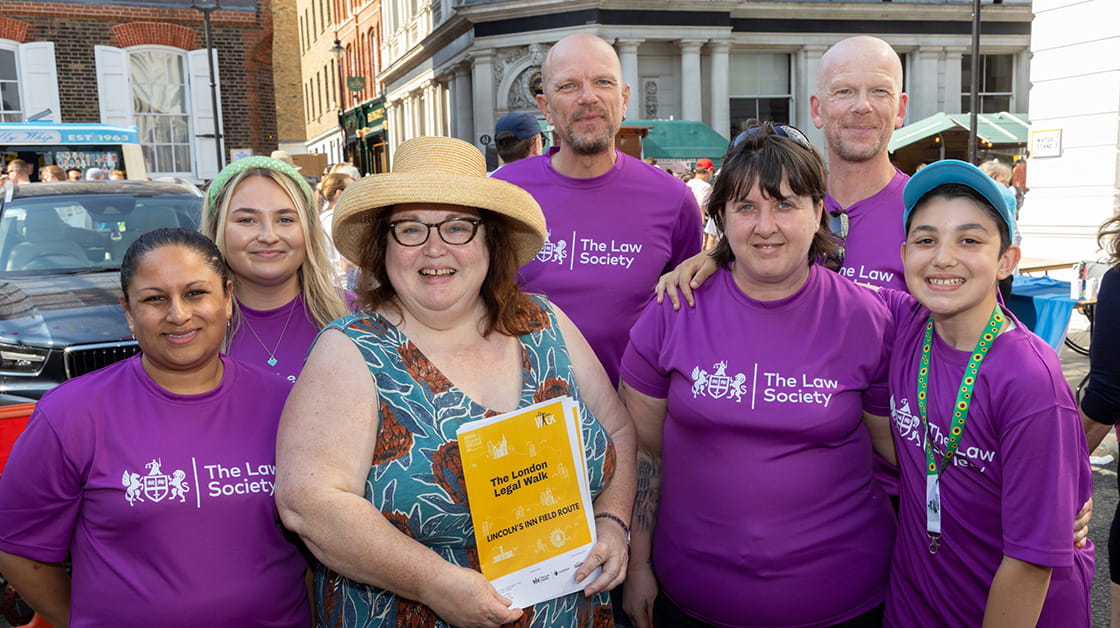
[1082, 267, 1120, 423]
[668, 189, 703, 269]
[620, 300, 671, 399]
[999, 400, 1085, 567]
[862, 302, 895, 417]
[0, 406, 82, 562]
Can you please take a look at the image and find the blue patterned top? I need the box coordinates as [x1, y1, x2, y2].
[315, 294, 617, 628]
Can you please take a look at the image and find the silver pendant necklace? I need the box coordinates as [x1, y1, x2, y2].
[242, 299, 297, 367]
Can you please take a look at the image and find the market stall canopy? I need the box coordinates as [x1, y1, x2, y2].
[621, 120, 730, 170]
[888, 112, 1029, 174]
[888, 111, 1030, 153]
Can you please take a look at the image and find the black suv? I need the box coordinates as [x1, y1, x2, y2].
[0, 180, 202, 401]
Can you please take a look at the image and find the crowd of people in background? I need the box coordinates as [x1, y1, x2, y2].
[0, 28, 1114, 628]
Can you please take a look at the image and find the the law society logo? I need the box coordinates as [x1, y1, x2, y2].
[537, 231, 569, 265]
[122, 458, 190, 506]
[690, 361, 748, 402]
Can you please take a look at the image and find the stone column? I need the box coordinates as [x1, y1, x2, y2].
[911, 47, 942, 121]
[471, 49, 496, 149]
[678, 39, 704, 122]
[414, 90, 425, 136]
[399, 94, 412, 143]
[454, 63, 474, 143]
[436, 78, 449, 136]
[616, 39, 643, 121]
[798, 45, 829, 147]
[430, 79, 444, 136]
[384, 100, 396, 151]
[423, 80, 437, 136]
[1014, 48, 1031, 112]
[447, 71, 461, 137]
[945, 46, 968, 114]
[709, 40, 731, 138]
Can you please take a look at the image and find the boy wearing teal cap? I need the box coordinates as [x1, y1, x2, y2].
[878, 160, 1093, 626]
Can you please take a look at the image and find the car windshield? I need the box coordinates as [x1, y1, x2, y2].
[0, 192, 201, 276]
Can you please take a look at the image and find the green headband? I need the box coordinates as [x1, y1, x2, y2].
[205, 156, 315, 217]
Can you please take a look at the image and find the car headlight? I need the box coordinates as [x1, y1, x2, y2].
[0, 343, 49, 374]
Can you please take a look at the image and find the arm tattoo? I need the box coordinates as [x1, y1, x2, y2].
[634, 449, 662, 535]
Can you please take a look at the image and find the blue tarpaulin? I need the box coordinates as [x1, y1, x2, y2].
[1006, 275, 1078, 353]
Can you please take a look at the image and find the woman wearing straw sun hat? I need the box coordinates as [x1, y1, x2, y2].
[275, 136, 636, 628]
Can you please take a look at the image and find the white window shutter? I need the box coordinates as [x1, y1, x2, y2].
[16, 42, 61, 122]
[188, 48, 224, 180]
[94, 46, 133, 127]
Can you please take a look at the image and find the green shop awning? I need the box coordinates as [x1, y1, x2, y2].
[888, 112, 1030, 153]
[622, 120, 730, 167]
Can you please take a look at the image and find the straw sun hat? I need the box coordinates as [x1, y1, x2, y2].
[332, 136, 547, 267]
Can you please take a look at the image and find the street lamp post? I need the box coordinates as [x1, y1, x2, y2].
[968, 0, 981, 164]
[330, 39, 346, 164]
[192, 0, 224, 172]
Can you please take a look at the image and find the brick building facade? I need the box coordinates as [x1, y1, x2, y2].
[2, 0, 277, 181]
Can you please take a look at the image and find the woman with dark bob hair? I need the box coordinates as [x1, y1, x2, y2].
[620, 121, 896, 628]
[275, 136, 636, 627]
[0, 228, 310, 626]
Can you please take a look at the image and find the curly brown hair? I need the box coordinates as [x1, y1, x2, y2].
[353, 208, 538, 337]
[1099, 213, 1120, 266]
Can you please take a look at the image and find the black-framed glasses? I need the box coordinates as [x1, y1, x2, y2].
[388, 217, 482, 247]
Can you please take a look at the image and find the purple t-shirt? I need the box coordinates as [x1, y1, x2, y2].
[0, 356, 309, 628]
[229, 295, 321, 386]
[880, 290, 1093, 627]
[826, 170, 909, 291]
[621, 265, 896, 627]
[494, 147, 702, 384]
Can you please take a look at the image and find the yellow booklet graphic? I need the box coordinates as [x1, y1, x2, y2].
[457, 395, 598, 607]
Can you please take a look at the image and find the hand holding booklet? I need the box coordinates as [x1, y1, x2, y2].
[456, 395, 600, 608]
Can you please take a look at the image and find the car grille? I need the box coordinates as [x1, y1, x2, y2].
[64, 341, 140, 379]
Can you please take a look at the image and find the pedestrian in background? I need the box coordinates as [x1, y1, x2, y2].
[316, 171, 356, 289]
[492, 111, 544, 172]
[39, 165, 65, 182]
[686, 157, 714, 217]
[6, 160, 32, 185]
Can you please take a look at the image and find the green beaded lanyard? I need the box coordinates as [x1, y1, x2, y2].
[917, 304, 1003, 554]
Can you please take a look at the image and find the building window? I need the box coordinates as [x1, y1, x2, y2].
[961, 54, 1013, 113]
[130, 50, 192, 175]
[0, 49, 22, 122]
[729, 52, 792, 138]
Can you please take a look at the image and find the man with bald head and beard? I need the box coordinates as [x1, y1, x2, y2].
[811, 35, 909, 292]
[494, 33, 702, 387]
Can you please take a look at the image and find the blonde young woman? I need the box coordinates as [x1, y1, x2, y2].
[203, 156, 351, 385]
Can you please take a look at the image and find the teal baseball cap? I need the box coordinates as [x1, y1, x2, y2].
[903, 159, 1017, 241]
